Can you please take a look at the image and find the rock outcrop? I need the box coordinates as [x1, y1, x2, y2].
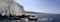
[0, 0, 25, 16]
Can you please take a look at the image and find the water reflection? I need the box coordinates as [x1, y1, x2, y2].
[0, 18, 52, 22]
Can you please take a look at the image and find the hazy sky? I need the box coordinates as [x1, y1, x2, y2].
[15, 0, 60, 14]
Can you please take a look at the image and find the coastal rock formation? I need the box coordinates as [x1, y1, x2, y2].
[0, 0, 38, 21]
[0, 0, 25, 16]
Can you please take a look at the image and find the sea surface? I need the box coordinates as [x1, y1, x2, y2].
[0, 13, 60, 22]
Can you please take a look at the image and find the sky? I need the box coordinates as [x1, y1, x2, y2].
[15, 0, 60, 14]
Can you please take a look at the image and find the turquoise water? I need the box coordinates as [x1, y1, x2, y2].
[0, 14, 60, 22]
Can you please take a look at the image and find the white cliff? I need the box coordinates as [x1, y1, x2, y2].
[0, 0, 25, 16]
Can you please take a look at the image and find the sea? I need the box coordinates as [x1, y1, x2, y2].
[0, 13, 60, 22]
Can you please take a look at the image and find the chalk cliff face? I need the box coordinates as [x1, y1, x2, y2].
[0, 0, 25, 16]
